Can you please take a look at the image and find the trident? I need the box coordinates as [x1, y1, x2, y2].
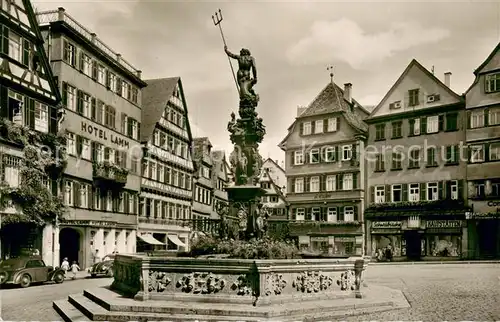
[212, 9, 239, 93]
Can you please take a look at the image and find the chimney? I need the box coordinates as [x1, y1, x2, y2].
[344, 83, 352, 104]
[136, 70, 142, 79]
[90, 33, 97, 43]
[444, 72, 452, 88]
[57, 7, 65, 21]
[116, 53, 121, 62]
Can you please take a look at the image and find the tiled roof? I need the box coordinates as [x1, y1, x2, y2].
[140, 77, 179, 142]
[299, 81, 368, 132]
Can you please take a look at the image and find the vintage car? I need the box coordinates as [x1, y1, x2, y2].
[88, 254, 115, 278]
[0, 256, 66, 288]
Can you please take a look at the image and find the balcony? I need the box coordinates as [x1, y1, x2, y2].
[92, 161, 128, 187]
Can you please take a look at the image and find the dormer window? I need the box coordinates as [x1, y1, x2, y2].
[302, 122, 311, 135]
[485, 73, 500, 93]
[408, 89, 420, 107]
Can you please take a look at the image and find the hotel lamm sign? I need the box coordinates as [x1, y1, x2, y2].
[81, 122, 130, 148]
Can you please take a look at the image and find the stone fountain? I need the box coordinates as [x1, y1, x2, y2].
[52, 40, 409, 322]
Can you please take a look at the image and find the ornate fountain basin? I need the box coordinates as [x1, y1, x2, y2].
[111, 254, 367, 306]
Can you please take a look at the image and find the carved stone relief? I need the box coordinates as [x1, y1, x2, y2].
[265, 274, 287, 296]
[176, 272, 226, 294]
[337, 270, 356, 291]
[292, 271, 334, 293]
[148, 271, 171, 293]
[231, 274, 253, 295]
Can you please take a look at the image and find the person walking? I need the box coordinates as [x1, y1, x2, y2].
[70, 261, 80, 280]
[61, 257, 70, 275]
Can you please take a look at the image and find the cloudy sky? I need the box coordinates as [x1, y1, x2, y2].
[33, 0, 500, 164]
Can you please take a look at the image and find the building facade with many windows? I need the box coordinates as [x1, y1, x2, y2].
[0, 0, 62, 265]
[137, 77, 194, 253]
[37, 7, 146, 268]
[279, 79, 369, 256]
[192, 137, 214, 221]
[211, 150, 229, 219]
[364, 59, 469, 261]
[465, 42, 500, 259]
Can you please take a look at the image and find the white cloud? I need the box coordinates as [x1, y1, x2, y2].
[286, 18, 450, 69]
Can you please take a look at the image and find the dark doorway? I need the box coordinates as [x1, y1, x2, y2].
[477, 220, 499, 258]
[59, 228, 80, 265]
[404, 230, 422, 260]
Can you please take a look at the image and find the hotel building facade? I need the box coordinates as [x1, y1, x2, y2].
[37, 7, 146, 268]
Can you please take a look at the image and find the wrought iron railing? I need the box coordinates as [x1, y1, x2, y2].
[36, 8, 141, 77]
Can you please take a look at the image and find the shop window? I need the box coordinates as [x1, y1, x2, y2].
[371, 235, 402, 258]
[427, 235, 461, 257]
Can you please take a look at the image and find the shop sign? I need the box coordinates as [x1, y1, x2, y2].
[81, 122, 130, 148]
[426, 220, 462, 229]
[334, 236, 356, 243]
[61, 220, 116, 227]
[372, 221, 402, 229]
[310, 236, 328, 242]
[314, 193, 332, 200]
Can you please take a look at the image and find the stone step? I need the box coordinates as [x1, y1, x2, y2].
[53, 299, 91, 322]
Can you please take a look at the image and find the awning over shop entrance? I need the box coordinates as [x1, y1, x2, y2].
[167, 235, 186, 247]
[138, 234, 164, 245]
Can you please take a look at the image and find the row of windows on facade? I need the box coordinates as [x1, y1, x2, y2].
[152, 127, 190, 161]
[291, 206, 359, 222]
[138, 197, 191, 221]
[5, 89, 53, 133]
[371, 180, 462, 204]
[142, 159, 192, 191]
[484, 73, 500, 93]
[1, 24, 37, 71]
[374, 113, 459, 141]
[262, 195, 280, 203]
[470, 179, 500, 198]
[63, 180, 137, 214]
[469, 107, 500, 129]
[299, 117, 338, 136]
[63, 82, 140, 141]
[63, 40, 139, 105]
[89, 229, 131, 247]
[194, 185, 212, 205]
[373, 145, 463, 172]
[293, 144, 357, 165]
[66, 133, 138, 173]
[159, 99, 189, 131]
[290, 173, 358, 193]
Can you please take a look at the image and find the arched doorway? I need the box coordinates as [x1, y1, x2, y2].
[59, 228, 81, 265]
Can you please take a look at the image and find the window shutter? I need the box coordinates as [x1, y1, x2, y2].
[291, 208, 297, 221]
[409, 119, 415, 135]
[137, 123, 141, 140]
[323, 119, 328, 132]
[402, 184, 408, 202]
[49, 105, 57, 134]
[304, 151, 310, 164]
[0, 85, 8, 118]
[79, 51, 84, 71]
[458, 179, 464, 200]
[51, 179, 58, 196]
[338, 206, 345, 221]
[291, 178, 295, 193]
[116, 78, 122, 95]
[305, 177, 310, 192]
[76, 135, 82, 156]
[321, 207, 327, 221]
[485, 144, 490, 162]
[62, 82, 68, 106]
[120, 113, 127, 133]
[28, 99, 35, 129]
[335, 146, 340, 161]
[352, 144, 357, 161]
[76, 90, 83, 114]
[385, 185, 391, 202]
[299, 122, 304, 135]
[311, 121, 316, 134]
[91, 142, 97, 161]
[438, 115, 444, 131]
[91, 98, 96, 120]
[353, 173, 358, 189]
[124, 193, 129, 213]
[445, 181, 451, 199]
[484, 108, 489, 126]
[73, 182, 79, 207]
[134, 195, 138, 214]
[62, 40, 68, 62]
[438, 181, 444, 199]
[91, 61, 97, 80]
[420, 117, 427, 134]
[420, 183, 426, 201]
[2, 26, 9, 54]
[88, 187, 94, 209]
[454, 145, 460, 164]
[22, 39, 30, 66]
[370, 186, 375, 204]
[353, 205, 358, 221]
[467, 111, 471, 129]
[106, 71, 111, 88]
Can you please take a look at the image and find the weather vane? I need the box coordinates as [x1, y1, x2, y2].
[212, 9, 239, 92]
[327, 65, 334, 82]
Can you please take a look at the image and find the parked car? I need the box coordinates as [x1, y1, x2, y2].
[88, 254, 115, 278]
[0, 256, 65, 288]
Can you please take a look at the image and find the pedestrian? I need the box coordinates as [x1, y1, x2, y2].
[61, 257, 70, 275]
[70, 261, 80, 280]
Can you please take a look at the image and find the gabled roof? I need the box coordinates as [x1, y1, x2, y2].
[211, 149, 227, 180]
[193, 137, 212, 148]
[279, 80, 368, 149]
[261, 168, 288, 206]
[473, 41, 500, 76]
[369, 59, 464, 118]
[263, 158, 285, 175]
[140, 77, 180, 143]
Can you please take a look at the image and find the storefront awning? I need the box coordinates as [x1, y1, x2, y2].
[138, 234, 164, 245]
[167, 235, 186, 247]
